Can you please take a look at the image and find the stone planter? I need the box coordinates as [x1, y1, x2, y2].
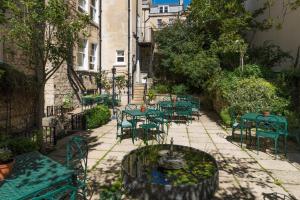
[121, 144, 219, 200]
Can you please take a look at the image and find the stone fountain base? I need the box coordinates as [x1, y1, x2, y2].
[121, 144, 219, 200]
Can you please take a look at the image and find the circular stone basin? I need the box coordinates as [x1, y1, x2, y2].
[121, 144, 219, 200]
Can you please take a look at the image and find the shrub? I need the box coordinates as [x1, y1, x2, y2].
[233, 64, 264, 78]
[85, 105, 111, 129]
[207, 72, 289, 121]
[9, 138, 39, 155]
[172, 84, 188, 95]
[153, 83, 170, 94]
[220, 108, 231, 127]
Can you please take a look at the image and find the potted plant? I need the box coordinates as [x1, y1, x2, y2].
[0, 149, 14, 181]
[140, 104, 146, 112]
[261, 105, 271, 116]
[147, 89, 156, 105]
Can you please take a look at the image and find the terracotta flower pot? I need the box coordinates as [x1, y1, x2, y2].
[0, 159, 15, 181]
[263, 111, 270, 116]
[140, 105, 146, 112]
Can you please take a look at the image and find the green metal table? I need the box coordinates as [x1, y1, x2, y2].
[122, 109, 162, 142]
[0, 151, 74, 200]
[240, 113, 288, 147]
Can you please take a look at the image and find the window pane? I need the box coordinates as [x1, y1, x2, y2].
[79, 0, 86, 8]
[157, 19, 162, 28]
[159, 7, 163, 13]
[89, 63, 94, 70]
[117, 50, 124, 56]
[77, 53, 83, 67]
[164, 6, 168, 13]
[117, 57, 124, 62]
[91, 0, 96, 6]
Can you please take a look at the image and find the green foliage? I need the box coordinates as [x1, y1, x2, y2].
[153, 83, 170, 94]
[100, 71, 112, 94]
[220, 108, 231, 126]
[100, 178, 122, 200]
[0, 149, 13, 164]
[62, 93, 74, 109]
[207, 71, 289, 117]
[2, 0, 89, 82]
[247, 41, 293, 68]
[9, 138, 39, 155]
[115, 75, 127, 96]
[0, 62, 36, 95]
[233, 64, 264, 78]
[85, 105, 111, 129]
[147, 89, 156, 102]
[172, 84, 188, 95]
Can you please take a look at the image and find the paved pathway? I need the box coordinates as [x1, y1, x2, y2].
[49, 111, 300, 200]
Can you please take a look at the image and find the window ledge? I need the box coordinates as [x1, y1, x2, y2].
[113, 63, 126, 67]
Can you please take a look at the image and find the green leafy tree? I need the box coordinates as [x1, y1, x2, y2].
[1, 0, 89, 128]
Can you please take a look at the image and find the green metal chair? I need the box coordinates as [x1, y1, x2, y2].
[116, 108, 133, 141]
[32, 185, 77, 200]
[140, 110, 160, 144]
[256, 115, 281, 156]
[66, 136, 88, 199]
[229, 108, 252, 144]
[175, 101, 192, 124]
[191, 97, 201, 120]
[176, 94, 192, 101]
[162, 95, 172, 101]
[150, 110, 170, 135]
[125, 104, 137, 110]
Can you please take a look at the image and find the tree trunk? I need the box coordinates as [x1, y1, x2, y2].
[36, 82, 45, 130]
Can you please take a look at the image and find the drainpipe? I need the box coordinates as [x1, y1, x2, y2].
[98, 0, 102, 94]
[136, 0, 139, 81]
[127, 0, 131, 104]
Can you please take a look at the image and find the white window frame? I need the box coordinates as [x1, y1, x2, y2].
[78, 0, 87, 12]
[116, 50, 125, 64]
[159, 6, 164, 13]
[77, 39, 88, 70]
[157, 19, 162, 28]
[90, 0, 98, 23]
[164, 5, 169, 13]
[89, 43, 98, 71]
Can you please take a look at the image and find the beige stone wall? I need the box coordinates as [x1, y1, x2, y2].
[246, 1, 300, 69]
[102, 0, 129, 72]
[44, 0, 100, 111]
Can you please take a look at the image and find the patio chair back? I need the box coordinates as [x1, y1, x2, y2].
[66, 136, 88, 186]
[177, 95, 192, 101]
[162, 95, 171, 101]
[125, 104, 137, 110]
[255, 115, 280, 134]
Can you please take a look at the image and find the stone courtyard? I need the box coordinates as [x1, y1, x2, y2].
[49, 110, 300, 200]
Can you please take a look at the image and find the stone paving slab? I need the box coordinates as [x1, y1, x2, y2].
[48, 110, 300, 200]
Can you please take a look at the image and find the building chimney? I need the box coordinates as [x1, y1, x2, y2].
[179, 0, 183, 5]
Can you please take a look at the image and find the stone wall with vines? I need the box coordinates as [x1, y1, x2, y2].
[0, 62, 37, 134]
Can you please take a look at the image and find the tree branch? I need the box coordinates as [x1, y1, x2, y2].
[45, 59, 64, 81]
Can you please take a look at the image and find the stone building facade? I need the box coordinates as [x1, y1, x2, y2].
[44, 0, 100, 112]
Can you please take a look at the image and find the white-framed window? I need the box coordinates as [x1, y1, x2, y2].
[116, 50, 125, 63]
[159, 5, 169, 13]
[77, 39, 87, 69]
[78, 0, 87, 11]
[164, 6, 169, 13]
[90, 0, 98, 23]
[159, 6, 163, 13]
[89, 43, 97, 70]
[157, 19, 162, 28]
